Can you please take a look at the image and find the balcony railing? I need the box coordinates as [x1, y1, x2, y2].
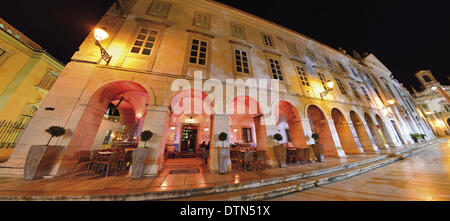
[0, 120, 25, 148]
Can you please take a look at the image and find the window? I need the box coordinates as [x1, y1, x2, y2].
[360, 86, 371, 102]
[193, 13, 210, 29]
[295, 65, 310, 87]
[268, 58, 284, 81]
[323, 57, 333, 68]
[234, 49, 250, 74]
[337, 62, 347, 73]
[335, 78, 347, 96]
[350, 66, 359, 77]
[130, 28, 158, 56]
[37, 71, 58, 91]
[189, 38, 208, 65]
[146, 1, 171, 18]
[287, 42, 298, 56]
[305, 49, 318, 63]
[318, 72, 329, 90]
[349, 83, 361, 99]
[261, 33, 274, 47]
[423, 75, 432, 83]
[242, 128, 253, 143]
[231, 23, 245, 39]
[374, 88, 385, 105]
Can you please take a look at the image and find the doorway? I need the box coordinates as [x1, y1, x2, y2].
[181, 125, 198, 155]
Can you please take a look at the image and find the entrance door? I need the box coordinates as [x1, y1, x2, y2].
[181, 125, 198, 154]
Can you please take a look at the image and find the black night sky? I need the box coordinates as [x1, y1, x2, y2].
[2, 0, 449, 91]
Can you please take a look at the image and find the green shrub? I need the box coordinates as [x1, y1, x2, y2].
[141, 130, 154, 148]
[45, 126, 66, 146]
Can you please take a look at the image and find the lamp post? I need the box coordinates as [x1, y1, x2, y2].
[94, 28, 112, 65]
[320, 80, 335, 98]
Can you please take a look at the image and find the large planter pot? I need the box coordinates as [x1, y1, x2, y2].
[311, 144, 324, 163]
[24, 145, 65, 181]
[131, 148, 149, 179]
[218, 147, 230, 174]
[274, 145, 287, 168]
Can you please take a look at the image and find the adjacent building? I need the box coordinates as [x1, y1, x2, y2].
[0, 17, 64, 150]
[412, 70, 450, 137]
[0, 0, 434, 177]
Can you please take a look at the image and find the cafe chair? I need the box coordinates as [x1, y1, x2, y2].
[256, 151, 266, 171]
[243, 151, 255, 171]
[119, 150, 133, 172]
[70, 151, 91, 177]
[89, 152, 120, 177]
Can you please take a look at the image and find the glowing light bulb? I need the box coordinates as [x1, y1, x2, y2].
[94, 28, 109, 42]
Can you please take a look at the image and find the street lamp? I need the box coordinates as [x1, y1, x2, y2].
[430, 86, 450, 103]
[320, 80, 335, 98]
[94, 28, 112, 65]
[387, 99, 396, 105]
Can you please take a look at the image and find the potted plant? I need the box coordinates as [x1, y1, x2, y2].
[218, 132, 229, 174]
[420, 134, 427, 141]
[24, 126, 66, 181]
[45, 126, 66, 146]
[410, 133, 420, 143]
[131, 130, 153, 180]
[311, 133, 324, 162]
[273, 133, 286, 168]
[140, 130, 154, 148]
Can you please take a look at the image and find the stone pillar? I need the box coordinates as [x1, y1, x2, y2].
[334, 120, 363, 154]
[209, 114, 230, 173]
[300, 119, 314, 145]
[136, 105, 171, 177]
[254, 115, 278, 167]
[327, 120, 346, 157]
[362, 122, 379, 151]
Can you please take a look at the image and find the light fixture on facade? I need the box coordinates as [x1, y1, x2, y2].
[431, 86, 438, 91]
[425, 111, 433, 115]
[320, 80, 335, 98]
[187, 117, 195, 123]
[204, 128, 209, 132]
[94, 27, 112, 65]
[233, 129, 238, 133]
[387, 99, 396, 105]
[136, 113, 143, 119]
[170, 126, 176, 130]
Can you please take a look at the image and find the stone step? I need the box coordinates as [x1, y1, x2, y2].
[0, 167, 24, 178]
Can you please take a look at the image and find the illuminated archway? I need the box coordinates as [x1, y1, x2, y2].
[331, 108, 362, 154]
[307, 105, 338, 156]
[364, 113, 388, 149]
[349, 111, 375, 151]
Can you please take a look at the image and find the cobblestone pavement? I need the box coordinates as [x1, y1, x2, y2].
[271, 139, 450, 201]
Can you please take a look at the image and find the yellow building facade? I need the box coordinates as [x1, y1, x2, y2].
[0, 18, 64, 123]
[0, 0, 434, 178]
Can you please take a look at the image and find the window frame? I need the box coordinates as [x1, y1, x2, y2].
[128, 27, 160, 56]
[242, 127, 253, 143]
[261, 32, 275, 48]
[188, 37, 209, 66]
[37, 71, 58, 91]
[146, 0, 171, 18]
[231, 23, 246, 39]
[286, 42, 298, 56]
[317, 72, 329, 90]
[267, 57, 285, 81]
[334, 78, 347, 96]
[193, 12, 211, 29]
[294, 63, 311, 88]
[360, 86, 371, 102]
[349, 82, 361, 99]
[233, 47, 252, 75]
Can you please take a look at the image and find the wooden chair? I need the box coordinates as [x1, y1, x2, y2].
[243, 151, 255, 171]
[70, 151, 91, 177]
[256, 151, 266, 170]
[119, 150, 133, 171]
[89, 152, 120, 177]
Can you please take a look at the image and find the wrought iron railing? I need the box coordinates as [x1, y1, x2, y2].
[0, 120, 25, 148]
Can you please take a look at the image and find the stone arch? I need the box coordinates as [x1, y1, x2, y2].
[307, 105, 339, 157]
[275, 101, 307, 148]
[59, 80, 150, 175]
[227, 95, 262, 146]
[375, 114, 395, 147]
[331, 108, 362, 154]
[364, 112, 388, 149]
[349, 111, 375, 151]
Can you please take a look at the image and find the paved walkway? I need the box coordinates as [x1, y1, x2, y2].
[0, 139, 445, 200]
[271, 139, 450, 201]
